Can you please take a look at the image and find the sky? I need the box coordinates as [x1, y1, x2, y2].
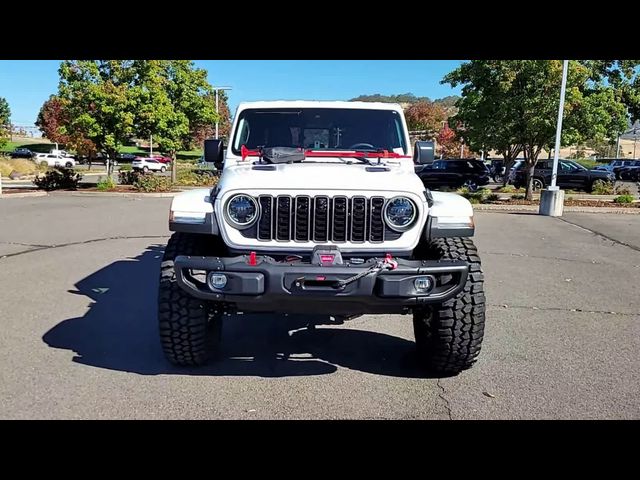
[0, 60, 463, 126]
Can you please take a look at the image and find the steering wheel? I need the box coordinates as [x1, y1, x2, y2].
[348, 143, 376, 150]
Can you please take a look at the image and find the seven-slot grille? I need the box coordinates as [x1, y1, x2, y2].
[255, 195, 392, 243]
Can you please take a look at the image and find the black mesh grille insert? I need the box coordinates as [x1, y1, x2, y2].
[332, 197, 348, 242]
[350, 197, 367, 242]
[294, 197, 310, 241]
[276, 196, 291, 241]
[258, 196, 273, 240]
[313, 196, 329, 242]
[369, 197, 385, 242]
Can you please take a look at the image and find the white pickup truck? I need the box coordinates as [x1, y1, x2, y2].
[160, 101, 485, 375]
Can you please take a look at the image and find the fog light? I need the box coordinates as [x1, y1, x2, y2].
[207, 273, 228, 290]
[414, 276, 433, 293]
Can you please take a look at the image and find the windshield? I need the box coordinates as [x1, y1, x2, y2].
[231, 108, 407, 155]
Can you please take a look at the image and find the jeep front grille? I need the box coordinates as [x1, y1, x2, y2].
[253, 195, 400, 243]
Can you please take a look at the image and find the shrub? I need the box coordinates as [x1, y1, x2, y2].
[118, 170, 141, 185]
[96, 177, 117, 191]
[176, 169, 219, 187]
[591, 180, 614, 195]
[133, 174, 173, 192]
[615, 185, 632, 196]
[496, 185, 516, 193]
[613, 195, 634, 204]
[485, 193, 500, 202]
[512, 194, 525, 200]
[119, 163, 132, 172]
[33, 167, 83, 191]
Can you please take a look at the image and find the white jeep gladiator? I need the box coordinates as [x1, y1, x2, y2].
[161, 101, 485, 374]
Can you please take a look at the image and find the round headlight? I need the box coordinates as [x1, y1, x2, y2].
[225, 194, 258, 228]
[384, 197, 417, 232]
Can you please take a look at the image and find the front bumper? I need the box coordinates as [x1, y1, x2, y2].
[173, 254, 469, 315]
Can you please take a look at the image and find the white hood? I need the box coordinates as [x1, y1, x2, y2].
[217, 161, 425, 195]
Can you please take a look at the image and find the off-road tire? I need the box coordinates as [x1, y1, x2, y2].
[413, 237, 485, 375]
[158, 232, 223, 366]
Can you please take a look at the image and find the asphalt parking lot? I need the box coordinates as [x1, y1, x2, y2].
[0, 195, 638, 419]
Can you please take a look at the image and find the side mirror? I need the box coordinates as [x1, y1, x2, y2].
[413, 141, 435, 165]
[204, 138, 224, 170]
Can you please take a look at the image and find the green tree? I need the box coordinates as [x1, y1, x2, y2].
[0, 97, 11, 148]
[131, 60, 217, 182]
[444, 60, 629, 199]
[190, 90, 231, 148]
[58, 60, 137, 175]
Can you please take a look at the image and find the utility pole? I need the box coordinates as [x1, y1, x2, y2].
[634, 128, 637, 158]
[213, 86, 232, 139]
[616, 133, 621, 159]
[150, 134, 153, 157]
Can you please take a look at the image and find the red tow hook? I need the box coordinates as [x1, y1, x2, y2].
[384, 253, 398, 270]
[248, 251, 257, 266]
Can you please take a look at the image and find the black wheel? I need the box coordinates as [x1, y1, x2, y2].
[65, 162, 73, 168]
[158, 232, 224, 366]
[413, 237, 486, 375]
[463, 180, 478, 192]
[532, 178, 544, 191]
[493, 174, 504, 184]
[160, 166, 166, 173]
[143, 166, 149, 173]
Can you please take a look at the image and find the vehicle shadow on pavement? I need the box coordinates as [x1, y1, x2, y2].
[42, 245, 438, 378]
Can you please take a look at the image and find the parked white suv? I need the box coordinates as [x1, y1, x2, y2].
[132, 157, 167, 173]
[35, 153, 76, 168]
[160, 101, 485, 375]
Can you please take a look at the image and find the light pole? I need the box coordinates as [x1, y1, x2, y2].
[539, 59, 569, 217]
[213, 86, 232, 139]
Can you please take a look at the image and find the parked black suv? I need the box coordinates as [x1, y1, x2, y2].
[415, 158, 491, 191]
[617, 160, 640, 181]
[10, 148, 34, 159]
[511, 159, 615, 192]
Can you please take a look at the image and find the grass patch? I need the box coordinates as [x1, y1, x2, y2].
[575, 159, 598, 170]
[96, 177, 117, 191]
[496, 185, 525, 193]
[0, 158, 42, 177]
[613, 194, 634, 204]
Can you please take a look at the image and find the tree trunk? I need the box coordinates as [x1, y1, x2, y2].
[170, 151, 177, 183]
[525, 161, 536, 201]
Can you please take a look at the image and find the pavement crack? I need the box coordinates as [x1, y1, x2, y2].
[484, 250, 602, 265]
[0, 235, 171, 260]
[556, 217, 640, 253]
[0, 241, 51, 248]
[437, 379, 453, 420]
[489, 303, 637, 317]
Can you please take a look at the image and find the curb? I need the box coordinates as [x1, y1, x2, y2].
[473, 204, 640, 214]
[52, 191, 181, 198]
[0, 191, 49, 198]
